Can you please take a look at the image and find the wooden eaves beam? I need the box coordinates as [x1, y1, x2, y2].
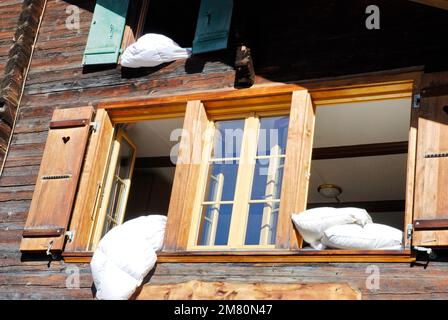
[409, 0, 448, 11]
[134, 141, 409, 169]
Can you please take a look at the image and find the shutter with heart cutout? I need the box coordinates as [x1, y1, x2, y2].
[20, 107, 95, 253]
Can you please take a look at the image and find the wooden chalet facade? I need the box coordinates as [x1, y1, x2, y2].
[1, 0, 448, 299]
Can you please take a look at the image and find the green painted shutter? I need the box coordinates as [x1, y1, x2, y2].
[83, 0, 130, 65]
[193, 0, 234, 55]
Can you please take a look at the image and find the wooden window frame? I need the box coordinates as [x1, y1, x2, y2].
[62, 67, 422, 263]
[121, 0, 150, 51]
[187, 113, 289, 251]
[89, 129, 137, 249]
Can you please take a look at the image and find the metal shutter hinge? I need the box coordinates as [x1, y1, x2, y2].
[412, 93, 421, 109]
[406, 224, 413, 248]
[90, 122, 99, 132]
[65, 231, 74, 243]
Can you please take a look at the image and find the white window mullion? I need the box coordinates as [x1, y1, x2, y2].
[259, 144, 281, 245]
[204, 173, 224, 245]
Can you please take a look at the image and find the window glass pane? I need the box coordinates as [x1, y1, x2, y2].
[256, 116, 289, 156]
[101, 135, 134, 238]
[198, 204, 233, 246]
[250, 158, 285, 201]
[205, 161, 239, 202]
[116, 139, 134, 179]
[245, 202, 280, 245]
[102, 179, 127, 237]
[211, 120, 245, 159]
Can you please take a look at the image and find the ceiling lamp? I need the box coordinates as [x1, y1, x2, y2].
[318, 183, 342, 199]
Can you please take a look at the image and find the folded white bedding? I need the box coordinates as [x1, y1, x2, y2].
[121, 33, 191, 68]
[322, 223, 403, 250]
[291, 207, 372, 249]
[91, 215, 167, 300]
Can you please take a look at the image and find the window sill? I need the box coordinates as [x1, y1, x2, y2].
[62, 249, 415, 263]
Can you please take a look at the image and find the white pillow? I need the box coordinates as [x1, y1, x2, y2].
[120, 33, 192, 68]
[91, 215, 167, 300]
[322, 223, 403, 250]
[91, 248, 156, 300]
[291, 207, 372, 249]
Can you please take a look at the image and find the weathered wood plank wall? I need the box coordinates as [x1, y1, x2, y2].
[0, 0, 45, 169]
[1, 0, 448, 299]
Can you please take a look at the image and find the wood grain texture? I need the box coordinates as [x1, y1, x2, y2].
[136, 280, 361, 300]
[410, 0, 448, 10]
[276, 90, 315, 249]
[413, 72, 448, 246]
[164, 100, 201, 251]
[0, 0, 45, 171]
[64, 109, 114, 252]
[20, 106, 94, 252]
[1, 0, 448, 300]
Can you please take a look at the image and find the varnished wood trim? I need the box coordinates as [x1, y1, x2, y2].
[156, 254, 415, 263]
[307, 200, 406, 213]
[312, 141, 408, 160]
[98, 69, 420, 117]
[23, 228, 65, 237]
[49, 118, 90, 129]
[98, 85, 300, 110]
[62, 249, 414, 263]
[414, 219, 448, 230]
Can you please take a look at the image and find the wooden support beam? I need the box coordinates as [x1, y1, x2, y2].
[136, 280, 361, 300]
[312, 141, 408, 160]
[307, 200, 405, 213]
[134, 141, 409, 170]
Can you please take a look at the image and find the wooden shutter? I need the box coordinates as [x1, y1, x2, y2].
[412, 72, 448, 247]
[64, 109, 115, 253]
[192, 0, 234, 54]
[20, 107, 95, 252]
[83, 0, 130, 65]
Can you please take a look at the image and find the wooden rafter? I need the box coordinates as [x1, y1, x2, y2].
[312, 141, 409, 160]
[133, 141, 409, 169]
[409, 0, 448, 10]
[307, 200, 406, 213]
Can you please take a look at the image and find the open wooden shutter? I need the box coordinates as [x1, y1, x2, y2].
[20, 107, 95, 252]
[192, 0, 234, 54]
[412, 73, 448, 247]
[64, 109, 115, 253]
[83, 0, 130, 65]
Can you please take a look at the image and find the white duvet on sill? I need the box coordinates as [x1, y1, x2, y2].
[90, 215, 167, 300]
[120, 33, 192, 68]
[291, 207, 373, 249]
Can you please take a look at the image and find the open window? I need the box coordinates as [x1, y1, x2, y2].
[305, 98, 411, 249]
[89, 118, 183, 250]
[83, 0, 234, 65]
[21, 70, 448, 262]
